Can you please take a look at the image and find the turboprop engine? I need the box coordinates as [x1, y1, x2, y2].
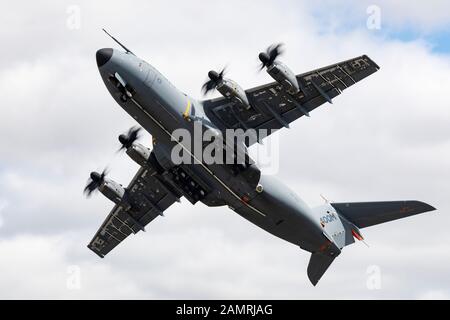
[202, 68, 251, 110]
[84, 169, 126, 205]
[259, 44, 301, 94]
[118, 127, 151, 167]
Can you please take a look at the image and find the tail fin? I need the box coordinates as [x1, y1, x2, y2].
[306, 200, 435, 286]
[307, 252, 336, 286]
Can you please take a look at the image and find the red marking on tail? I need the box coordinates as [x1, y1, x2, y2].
[352, 229, 364, 241]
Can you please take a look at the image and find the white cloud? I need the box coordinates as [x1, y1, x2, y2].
[370, 0, 450, 31]
[418, 290, 450, 300]
[304, 0, 450, 32]
[0, 199, 7, 229]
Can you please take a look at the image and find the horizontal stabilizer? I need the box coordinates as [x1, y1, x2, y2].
[307, 252, 336, 286]
[331, 200, 435, 229]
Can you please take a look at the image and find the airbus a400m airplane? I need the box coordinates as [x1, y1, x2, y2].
[85, 30, 435, 285]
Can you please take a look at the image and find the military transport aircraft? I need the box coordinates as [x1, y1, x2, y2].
[85, 30, 435, 285]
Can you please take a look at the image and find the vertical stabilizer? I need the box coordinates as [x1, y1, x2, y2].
[307, 252, 336, 286]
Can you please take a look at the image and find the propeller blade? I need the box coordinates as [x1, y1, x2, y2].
[268, 43, 283, 62]
[100, 167, 109, 179]
[202, 67, 226, 95]
[202, 80, 216, 95]
[83, 180, 97, 196]
[83, 167, 108, 197]
[118, 126, 141, 151]
[128, 126, 140, 142]
[258, 43, 284, 71]
[218, 66, 227, 78]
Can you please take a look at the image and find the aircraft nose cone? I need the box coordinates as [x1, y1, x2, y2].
[96, 48, 113, 67]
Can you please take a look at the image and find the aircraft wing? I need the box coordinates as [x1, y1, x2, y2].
[88, 166, 181, 258]
[203, 55, 379, 145]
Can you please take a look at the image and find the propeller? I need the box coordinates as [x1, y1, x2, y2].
[202, 67, 226, 95]
[118, 126, 141, 152]
[258, 43, 284, 70]
[84, 168, 108, 197]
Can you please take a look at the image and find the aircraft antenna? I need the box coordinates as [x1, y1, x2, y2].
[102, 28, 135, 55]
[320, 194, 330, 203]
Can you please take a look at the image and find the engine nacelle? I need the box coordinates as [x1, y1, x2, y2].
[126, 142, 151, 167]
[98, 179, 126, 205]
[217, 78, 251, 110]
[266, 61, 300, 94]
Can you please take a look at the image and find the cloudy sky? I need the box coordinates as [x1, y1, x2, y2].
[0, 0, 449, 299]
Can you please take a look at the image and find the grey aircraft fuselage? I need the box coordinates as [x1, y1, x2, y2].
[96, 48, 340, 259]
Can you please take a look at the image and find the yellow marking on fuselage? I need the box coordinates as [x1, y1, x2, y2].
[182, 99, 191, 120]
